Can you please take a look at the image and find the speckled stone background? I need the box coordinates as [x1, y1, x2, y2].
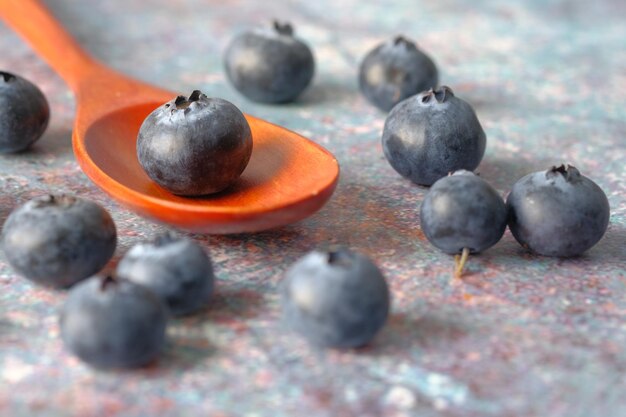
[1, 0, 625, 416]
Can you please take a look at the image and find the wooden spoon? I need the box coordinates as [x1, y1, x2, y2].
[0, 0, 339, 234]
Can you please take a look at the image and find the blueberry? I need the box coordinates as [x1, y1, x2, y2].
[137, 90, 252, 196]
[359, 36, 438, 112]
[1, 195, 117, 288]
[60, 275, 167, 369]
[224, 21, 315, 103]
[116, 232, 214, 316]
[282, 247, 390, 348]
[382, 86, 486, 186]
[420, 170, 507, 276]
[0, 71, 50, 153]
[507, 164, 610, 257]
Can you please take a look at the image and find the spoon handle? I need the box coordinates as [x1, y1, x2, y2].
[0, 0, 98, 91]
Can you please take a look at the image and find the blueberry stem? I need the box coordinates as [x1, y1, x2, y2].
[327, 250, 341, 264]
[454, 247, 470, 278]
[168, 323, 210, 339]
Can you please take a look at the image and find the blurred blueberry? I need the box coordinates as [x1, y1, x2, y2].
[507, 164, 610, 257]
[1, 195, 116, 289]
[282, 247, 390, 349]
[382, 86, 486, 186]
[117, 232, 214, 316]
[224, 21, 315, 103]
[0, 70, 49, 153]
[60, 275, 167, 369]
[359, 36, 438, 112]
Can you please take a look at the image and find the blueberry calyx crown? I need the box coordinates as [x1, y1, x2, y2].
[546, 164, 581, 182]
[326, 247, 353, 267]
[392, 35, 416, 50]
[166, 90, 206, 114]
[100, 275, 117, 291]
[32, 194, 77, 208]
[421, 86, 454, 104]
[1, 71, 16, 83]
[150, 231, 177, 247]
[273, 20, 294, 36]
[449, 169, 476, 177]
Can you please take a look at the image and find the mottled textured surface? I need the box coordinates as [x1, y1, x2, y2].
[1, 0, 625, 416]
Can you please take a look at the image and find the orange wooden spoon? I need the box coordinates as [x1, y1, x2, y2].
[0, 0, 339, 233]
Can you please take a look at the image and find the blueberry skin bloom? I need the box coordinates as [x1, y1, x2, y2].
[137, 90, 252, 196]
[382, 86, 486, 186]
[507, 165, 610, 257]
[117, 232, 214, 316]
[224, 21, 315, 104]
[60, 276, 167, 369]
[420, 170, 507, 254]
[359, 36, 438, 112]
[0, 71, 50, 153]
[1, 195, 117, 289]
[282, 247, 390, 349]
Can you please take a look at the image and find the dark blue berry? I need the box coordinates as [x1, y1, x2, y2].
[116, 232, 214, 316]
[507, 164, 610, 257]
[420, 170, 507, 274]
[0, 71, 50, 153]
[382, 86, 486, 186]
[1, 195, 117, 289]
[282, 247, 390, 349]
[224, 21, 315, 103]
[137, 90, 252, 196]
[60, 275, 167, 369]
[359, 36, 438, 112]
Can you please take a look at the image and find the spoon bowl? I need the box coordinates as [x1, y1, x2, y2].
[1, 0, 339, 233]
[79, 101, 338, 233]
